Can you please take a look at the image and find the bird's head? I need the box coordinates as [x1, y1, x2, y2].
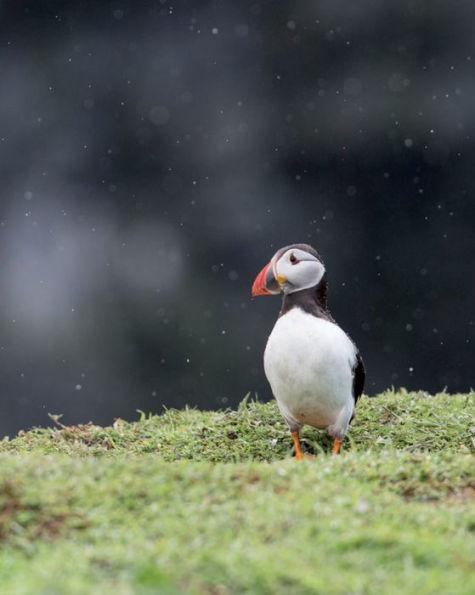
[251, 244, 325, 296]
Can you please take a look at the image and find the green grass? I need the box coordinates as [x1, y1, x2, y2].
[0, 389, 474, 594]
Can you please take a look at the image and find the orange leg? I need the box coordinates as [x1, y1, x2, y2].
[332, 438, 342, 455]
[291, 430, 313, 460]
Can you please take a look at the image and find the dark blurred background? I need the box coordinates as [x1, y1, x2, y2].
[1, 1, 474, 436]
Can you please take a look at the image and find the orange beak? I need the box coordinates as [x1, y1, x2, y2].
[251, 262, 272, 296]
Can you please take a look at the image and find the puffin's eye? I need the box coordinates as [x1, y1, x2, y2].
[290, 253, 298, 264]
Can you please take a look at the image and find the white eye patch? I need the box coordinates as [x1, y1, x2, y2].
[275, 249, 325, 294]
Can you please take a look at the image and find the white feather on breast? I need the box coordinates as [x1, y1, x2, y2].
[264, 307, 357, 431]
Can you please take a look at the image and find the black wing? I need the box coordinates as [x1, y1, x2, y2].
[352, 351, 365, 405]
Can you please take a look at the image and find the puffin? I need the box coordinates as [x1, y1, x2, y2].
[251, 243, 365, 457]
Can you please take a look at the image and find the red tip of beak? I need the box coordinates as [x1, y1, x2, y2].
[252, 262, 271, 296]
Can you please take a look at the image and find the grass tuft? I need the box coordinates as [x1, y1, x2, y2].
[2, 389, 474, 460]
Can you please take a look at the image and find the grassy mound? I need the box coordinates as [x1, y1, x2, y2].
[0, 390, 474, 594]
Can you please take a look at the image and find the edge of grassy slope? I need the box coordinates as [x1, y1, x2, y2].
[1, 388, 473, 460]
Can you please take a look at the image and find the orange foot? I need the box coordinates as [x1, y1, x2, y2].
[295, 451, 314, 461]
[332, 438, 342, 455]
[291, 430, 314, 461]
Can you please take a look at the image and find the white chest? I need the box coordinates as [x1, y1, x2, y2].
[264, 308, 356, 429]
